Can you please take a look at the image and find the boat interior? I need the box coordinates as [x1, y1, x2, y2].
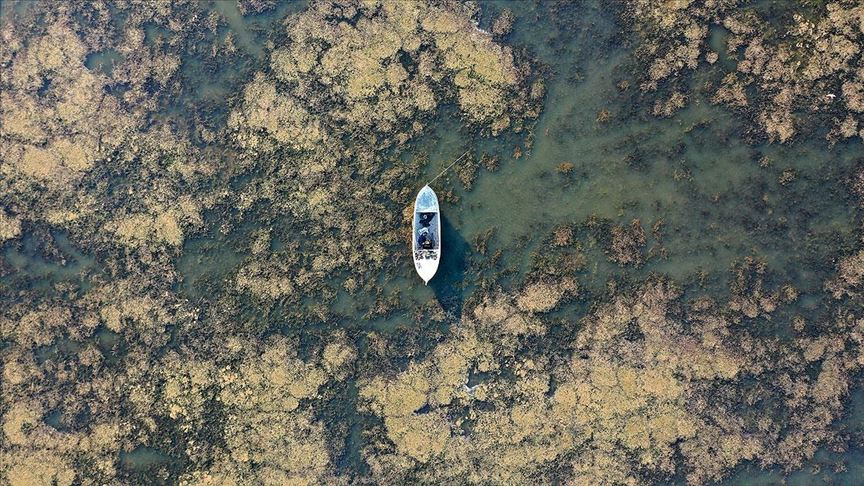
[415, 212, 440, 251]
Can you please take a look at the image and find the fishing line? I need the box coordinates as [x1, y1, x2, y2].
[426, 149, 471, 186]
[399, 149, 472, 205]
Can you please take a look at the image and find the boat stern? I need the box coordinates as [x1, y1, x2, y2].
[414, 253, 440, 284]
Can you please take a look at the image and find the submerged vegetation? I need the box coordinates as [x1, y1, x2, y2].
[625, 0, 864, 143]
[2, 1, 864, 485]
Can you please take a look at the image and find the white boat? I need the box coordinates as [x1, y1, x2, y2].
[412, 185, 441, 284]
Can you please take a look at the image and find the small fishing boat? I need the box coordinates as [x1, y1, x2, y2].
[412, 185, 441, 284]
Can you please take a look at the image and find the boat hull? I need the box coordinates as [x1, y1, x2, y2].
[412, 185, 441, 284]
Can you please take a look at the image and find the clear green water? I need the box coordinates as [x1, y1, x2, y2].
[85, 49, 123, 77]
[120, 446, 175, 470]
[3, 0, 863, 483]
[166, 1, 863, 479]
[2, 231, 97, 291]
[171, 1, 862, 482]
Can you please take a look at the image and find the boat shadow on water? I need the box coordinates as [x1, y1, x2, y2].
[428, 214, 469, 323]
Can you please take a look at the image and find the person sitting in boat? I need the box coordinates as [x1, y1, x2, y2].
[420, 213, 433, 227]
[418, 228, 434, 249]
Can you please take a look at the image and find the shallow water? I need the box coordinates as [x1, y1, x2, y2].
[120, 446, 176, 471]
[3, 0, 863, 483]
[165, 1, 863, 479]
[85, 49, 123, 77]
[2, 231, 97, 291]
